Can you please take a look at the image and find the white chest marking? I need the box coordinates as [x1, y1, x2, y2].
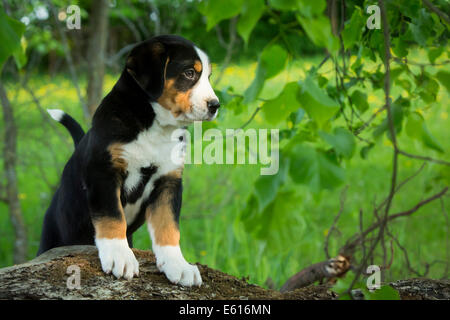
[120, 120, 186, 225]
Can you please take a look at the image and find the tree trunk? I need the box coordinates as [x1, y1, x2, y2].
[85, 0, 109, 117]
[0, 81, 27, 264]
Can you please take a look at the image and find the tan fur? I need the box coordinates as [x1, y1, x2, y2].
[174, 89, 193, 114]
[94, 190, 127, 239]
[147, 205, 180, 246]
[145, 170, 182, 246]
[194, 60, 202, 73]
[157, 78, 192, 116]
[108, 143, 128, 172]
[94, 218, 127, 239]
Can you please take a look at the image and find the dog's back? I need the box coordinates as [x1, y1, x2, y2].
[37, 111, 91, 255]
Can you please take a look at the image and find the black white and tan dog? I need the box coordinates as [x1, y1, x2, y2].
[37, 35, 220, 287]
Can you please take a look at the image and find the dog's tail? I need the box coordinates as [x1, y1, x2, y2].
[47, 109, 85, 147]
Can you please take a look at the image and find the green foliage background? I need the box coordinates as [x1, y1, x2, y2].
[0, 0, 449, 291]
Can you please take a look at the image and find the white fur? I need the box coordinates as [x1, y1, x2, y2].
[153, 102, 186, 126]
[47, 109, 65, 122]
[95, 238, 139, 280]
[187, 47, 219, 121]
[120, 117, 186, 225]
[148, 223, 202, 287]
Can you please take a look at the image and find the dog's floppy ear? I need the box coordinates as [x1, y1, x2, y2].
[126, 40, 168, 101]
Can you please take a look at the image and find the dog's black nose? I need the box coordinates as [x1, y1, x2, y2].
[207, 99, 220, 114]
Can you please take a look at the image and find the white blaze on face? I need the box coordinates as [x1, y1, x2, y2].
[188, 47, 219, 121]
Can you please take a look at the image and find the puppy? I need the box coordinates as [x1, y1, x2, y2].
[38, 35, 220, 287]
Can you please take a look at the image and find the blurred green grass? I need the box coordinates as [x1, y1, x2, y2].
[0, 52, 449, 288]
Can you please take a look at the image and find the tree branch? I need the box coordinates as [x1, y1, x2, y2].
[422, 0, 450, 26]
[324, 186, 348, 259]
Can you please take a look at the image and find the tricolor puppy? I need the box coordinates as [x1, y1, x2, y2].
[37, 35, 219, 286]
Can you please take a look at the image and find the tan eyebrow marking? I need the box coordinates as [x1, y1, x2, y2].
[194, 60, 202, 73]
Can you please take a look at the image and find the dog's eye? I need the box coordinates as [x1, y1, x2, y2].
[184, 68, 195, 80]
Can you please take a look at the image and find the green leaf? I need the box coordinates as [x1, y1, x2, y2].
[297, 14, 339, 54]
[0, 10, 26, 70]
[237, 0, 265, 44]
[350, 90, 369, 114]
[199, 0, 244, 31]
[360, 144, 375, 159]
[297, 0, 326, 18]
[436, 71, 450, 93]
[290, 107, 305, 125]
[319, 127, 355, 159]
[365, 285, 401, 300]
[253, 190, 304, 248]
[253, 165, 288, 212]
[260, 44, 288, 79]
[397, 79, 412, 92]
[12, 38, 27, 69]
[244, 44, 288, 103]
[228, 96, 246, 115]
[268, 0, 299, 11]
[392, 37, 409, 58]
[262, 82, 301, 125]
[270, 0, 326, 13]
[428, 47, 443, 64]
[342, 7, 364, 49]
[417, 74, 440, 104]
[297, 77, 340, 128]
[405, 112, 444, 153]
[408, 9, 434, 47]
[240, 155, 290, 233]
[373, 102, 404, 141]
[243, 66, 266, 104]
[332, 274, 357, 296]
[288, 145, 345, 192]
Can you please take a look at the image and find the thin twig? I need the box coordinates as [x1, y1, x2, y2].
[358, 209, 366, 266]
[240, 107, 262, 130]
[393, 56, 450, 67]
[387, 228, 425, 277]
[324, 185, 348, 259]
[422, 0, 450, 25]
[376, 162, 427, 213]
[354, 105, 386, 135]
[398, 149, 450, 166]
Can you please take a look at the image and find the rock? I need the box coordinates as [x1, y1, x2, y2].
[0, 245, 447, 300]
[0, 245, 332, 300]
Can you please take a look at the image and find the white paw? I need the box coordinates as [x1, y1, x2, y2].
[154, 245, 202, 287]
[96, 238, 139, 280]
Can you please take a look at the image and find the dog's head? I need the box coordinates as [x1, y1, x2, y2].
[126, 35, 219, 123]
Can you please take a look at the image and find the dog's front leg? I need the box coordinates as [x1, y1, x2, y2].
[87, 173, 139, 280]
[146, 171, 202, 287]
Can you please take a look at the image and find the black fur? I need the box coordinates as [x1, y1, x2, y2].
[37, 35, 200, 255]
[58, 113, 85, 146]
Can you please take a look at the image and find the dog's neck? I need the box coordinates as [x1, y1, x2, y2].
[152, 102, 187, 129]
